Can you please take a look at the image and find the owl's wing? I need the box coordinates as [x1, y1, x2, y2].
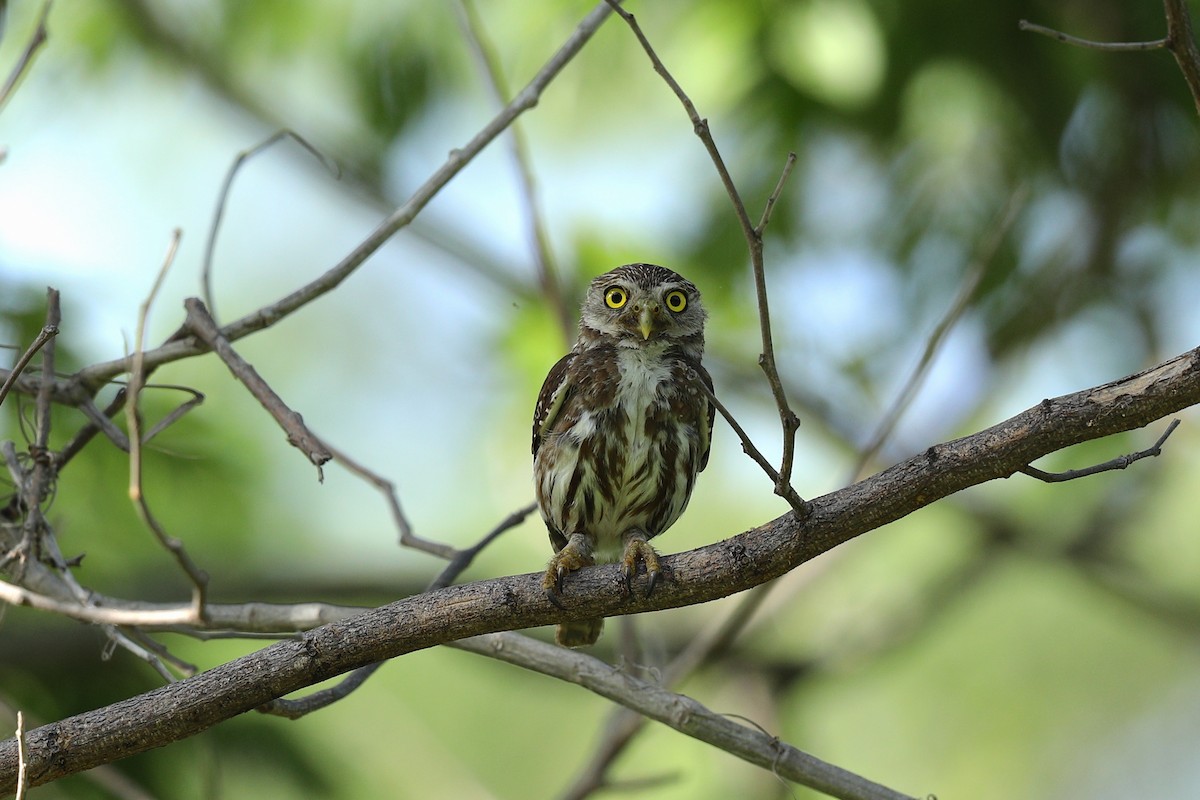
[532, 352, 576, 458]
[695, 361, 716, 473]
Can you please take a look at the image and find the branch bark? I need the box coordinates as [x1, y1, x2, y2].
[1, 344, 1197, 793]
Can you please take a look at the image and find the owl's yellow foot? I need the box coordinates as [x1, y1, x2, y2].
[543, 532, 594, 608]
[621, 531, 662, 596]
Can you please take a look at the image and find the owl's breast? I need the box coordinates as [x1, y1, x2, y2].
[534, 343, 706, 560]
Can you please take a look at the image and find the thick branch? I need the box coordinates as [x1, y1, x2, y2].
[1, 345, 1197, 792]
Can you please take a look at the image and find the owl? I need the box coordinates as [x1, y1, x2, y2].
[532, 263, 715, 647]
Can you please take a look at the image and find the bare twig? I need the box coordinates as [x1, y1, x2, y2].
[0, 0, 51, 113]
[258, 662, 383, 719]
[317, 438, 452, 559]
[1020, 418, 1180, 482]
[455, 0, 573, 345]
[126, 231, 209, 617]
[605, 2, 806, 514]
[140, 384, 205, 443]
[184, 297, 331, 472]
[849, 187, 1026, 482]
[696, 376, 806, 512]
[756, 152, 798, 236]
[0, 324, 57, 411]
[57, 383, 203, 468]
[1017, 19, 1168, 51]
[3, 289, 62, 570]
[202, 130, 340, 322]
[0, 579, 198, 626]
[13, 712, 26, 800]
[427, 501, 538, 591]
[56, 389, 125, 467]
[75, 395, 132, 451]
[1163, 0, 1200, 117]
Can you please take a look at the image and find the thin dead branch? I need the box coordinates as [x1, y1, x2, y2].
[427, 502, 537, 591]
[849, 187, 1027, 482]
[202, 130, 340, 322]
[12, 712, 25, 800]
[604, 2, 806, 514]
[1017, 20, 1168, 51]
[465, 633, 918, 800]
[184, 297, 332, 472]
[1021, 1, 1200, 118]
[126, 231, 209, 617]
[317, 437, 451, 559]
[1163, 0, 1200, 117]
[0, 324, 57, 411]
[1019, 418, 1180, 482]
[559, 584, 774, 800]
[257, 662, 383, 720]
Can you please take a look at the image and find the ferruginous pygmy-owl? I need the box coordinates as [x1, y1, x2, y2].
[532, 263, 715, 647]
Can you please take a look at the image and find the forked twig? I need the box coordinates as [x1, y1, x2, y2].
[1021, 1, 1200, 118]
[185, 297, 332, 472]
[0, 325, 58, 411]
[1020, 418, 1180, 482]
[126, 230, 209, 618]
[2, 289, 62, 570]
[427, 501, 538, 590]
[202, 130, 340, 322]
[605, 1, 806, 514]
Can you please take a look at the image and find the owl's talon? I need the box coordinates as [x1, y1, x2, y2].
[543, 533, 593, 607]
[620, 533, 661, 598]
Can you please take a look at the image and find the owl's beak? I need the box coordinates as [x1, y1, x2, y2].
[638, 306, 655, 340]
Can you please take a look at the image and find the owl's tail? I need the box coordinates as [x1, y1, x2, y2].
[556, 618, 604, 648]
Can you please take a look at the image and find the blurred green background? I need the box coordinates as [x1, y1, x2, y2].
[1, 0, 1199, 798]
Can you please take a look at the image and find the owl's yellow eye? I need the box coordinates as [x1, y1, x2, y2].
[604, 287, 628, 309]
[665, 290, 687, 313]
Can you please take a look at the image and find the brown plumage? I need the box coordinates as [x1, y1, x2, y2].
[532, 263, 714, 647]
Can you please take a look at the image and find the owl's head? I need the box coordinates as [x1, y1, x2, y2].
[578, 263, 706, 346]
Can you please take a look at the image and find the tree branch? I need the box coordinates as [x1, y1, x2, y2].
[184, 297, 332, 471]
[1163, 0, 1200, 117]
[2, 344, 1196, 792]
[67, 1, 617, 396]
[459, 633, 919, 800]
